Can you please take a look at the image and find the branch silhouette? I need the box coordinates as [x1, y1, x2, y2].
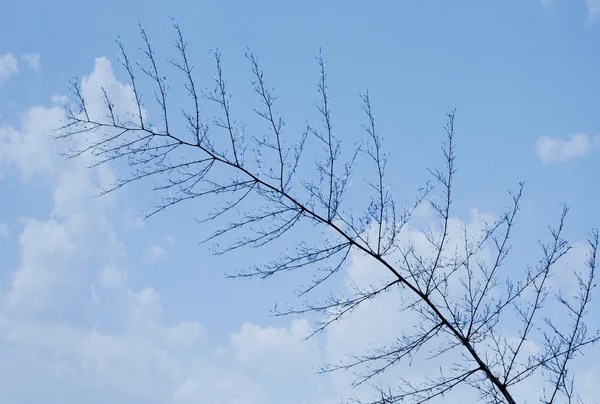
[56, 22, 600, 404]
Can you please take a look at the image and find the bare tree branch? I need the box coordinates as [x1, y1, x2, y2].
[56, 23, 599, 404]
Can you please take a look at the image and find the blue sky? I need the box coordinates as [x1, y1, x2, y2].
[1, 1, 600, 403]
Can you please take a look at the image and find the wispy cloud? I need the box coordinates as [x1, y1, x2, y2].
[539, 0, 556, 8]
[0, 53, 18, 82]
[586, 0, 600, 16]
[536, 133, 599, 164]
[541, 0, 600, 19]
[147, 244, 167, 262]
[21, 53, 41, 72]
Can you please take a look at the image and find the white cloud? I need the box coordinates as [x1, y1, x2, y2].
[161, 321, 204, 347]
[230, 319, 320, 367]
[21, 53, 41, 72]
[172, 370, 267, 404]
[128, 287, 164, 321]
[0, 316, 207, 403]
[80, 57, 147, 125]
[313, 210, 495, 399]
[100, 264, 126, 289]
[586, 0, 600, 16]
[90, 285, 100, 304]
[535, 133, 598, 164]
[0, 56, 141, 313]
[0, 104, 63, 180]
[2, 51, 598, 404]
[546, 0, 600, 19]
[147, 245, 167, 262]
[3, 153, 123, 313]
[50, 94, 68, 105]
[318, 206, 600, 403]
[0, 53, 18, 82]
[540, 0, 556, 7]
[5, 217, 77, 311]
[0, 56, 258, 404]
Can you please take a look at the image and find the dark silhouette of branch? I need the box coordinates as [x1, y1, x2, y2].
[56, 22, 599, 404]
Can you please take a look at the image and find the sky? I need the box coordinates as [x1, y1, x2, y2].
[1, 1, 600, 403]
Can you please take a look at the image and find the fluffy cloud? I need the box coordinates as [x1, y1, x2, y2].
[319, 205, 600, 403]
[535, 133, 599, 164]
[6, 217, 79, 311]
[100, 264, 127, 289]
[1, 50, 598, 404]
[0, 104, 63, 179]
[0, 52, 18, 82]
[1, 54, 334, 404]
[229, 319, 320, 367]
[0, 56, 253, 404]
[171, 369, 267, 404]
[1, 103, 123, 314]
[0, 296, 206, 403]
[79, 56, 146, 125]
[320, 210, 494, 399]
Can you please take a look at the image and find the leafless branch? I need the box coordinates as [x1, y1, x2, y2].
[56, 23, 599, 404]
